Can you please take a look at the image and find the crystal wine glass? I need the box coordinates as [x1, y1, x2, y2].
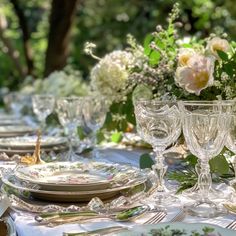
[83, 96, 108, 158]
[179, 100, 232, 217]
[32, 95, 55, 131]
[134, 100, 181, 207]
[225, 101, 236, 189]
[4, 92, 30, 117]
[56, 97, 84, 161]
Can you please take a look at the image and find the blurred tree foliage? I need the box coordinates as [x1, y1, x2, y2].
[0, 0, 236, 90]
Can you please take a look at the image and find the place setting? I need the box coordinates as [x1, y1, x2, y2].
[2, 2, 236, 236]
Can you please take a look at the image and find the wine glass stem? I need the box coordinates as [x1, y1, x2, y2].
[91, 132, 99, 158]
[153, 149, 167, 192]
[66, 127, 78, 161]
[40, 117, 46, 132]
[198, 160, 212, 202]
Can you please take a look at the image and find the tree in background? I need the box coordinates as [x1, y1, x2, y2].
[0, 0, 236, 90]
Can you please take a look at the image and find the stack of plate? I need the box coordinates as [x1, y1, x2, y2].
[0, 125, 35, 138]
[2, 161, 146, 202]
[0, 136, 68, 155]
[0, 113, 25, 126]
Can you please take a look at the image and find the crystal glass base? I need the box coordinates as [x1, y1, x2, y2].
[144, 188, 181, 211]
[182, 186, 226, 200]
[183, 200, 227, 218]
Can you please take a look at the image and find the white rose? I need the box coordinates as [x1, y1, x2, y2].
[175, 55, 214, 95]
[177, 48, 196, 66]
[206, 37, 230, 59]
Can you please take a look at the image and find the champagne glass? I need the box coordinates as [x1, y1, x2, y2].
[134, 100, 181, 207]
[83, 96, 108, 158]
[32, 95, 55, 132]
[178, 101, 232, 217]
[56, 97, 83, 161]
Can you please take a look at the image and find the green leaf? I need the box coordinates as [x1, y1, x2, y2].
[139, 153, 154, 169]
[209, 154, 229, 175]
[217, 50, 228, 61]
[96, 130, 105, 144]
[77, 126, 86, 140]
[111, 131, 123, 143]
[143, 34, 154, 56]
[185, 154, 198, 166]
[132, 84, 153, 103]
[149, 50, 160, 66]
[224, 63, 234, 77]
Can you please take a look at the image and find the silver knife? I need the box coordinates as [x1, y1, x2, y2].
[0, 195, 10, 218]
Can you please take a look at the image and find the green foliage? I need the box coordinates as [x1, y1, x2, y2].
[1, 0, 236, 89]
[111, 131, 123, 143]
[168, 148, 235, 193]
[139, 153, 154, 169]
[104, 93, 135, 132]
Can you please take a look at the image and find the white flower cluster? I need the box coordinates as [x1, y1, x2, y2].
[21, 69, 88, 97]
[90, 50, 134, 100]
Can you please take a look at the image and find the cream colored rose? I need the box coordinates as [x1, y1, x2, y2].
[175, 55, 214, 95]
[177, 48, 196, 66]
[207, 37, 230, 58]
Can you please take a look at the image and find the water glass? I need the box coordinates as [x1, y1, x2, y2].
[225, 101, 236, 188]
[179, 100, 233, 217]
[4, 92, 30, 117]
[83, 96, 108, 158]
[134, 100, 181, 208]
[32, 95, 55, 131]
[56, 97, 83, 161]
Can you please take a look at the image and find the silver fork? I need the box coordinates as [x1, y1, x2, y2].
[169, 209, 186, 222]
[144, 211, 167, 224]
[226, 220, 236, 230]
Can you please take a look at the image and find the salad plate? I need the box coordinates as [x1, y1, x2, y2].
[0, 136, 68, 150]
[116, 222, 236, 235]
[14, 161, 145, 191]
[2, 172, 146, 202]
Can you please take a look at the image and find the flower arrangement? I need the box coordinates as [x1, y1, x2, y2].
[85, 3, 236, 132]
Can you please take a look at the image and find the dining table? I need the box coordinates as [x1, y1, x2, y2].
[0, 143, 236, 236]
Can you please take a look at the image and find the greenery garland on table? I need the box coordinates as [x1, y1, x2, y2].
[84, 3, 236, 191]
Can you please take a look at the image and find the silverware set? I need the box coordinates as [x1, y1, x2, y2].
[226, 219, 236, 230]
[144, 211, 167, 224]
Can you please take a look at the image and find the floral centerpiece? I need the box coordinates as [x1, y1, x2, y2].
[85, 3, 236, 191]
[86, 3, 236, 132]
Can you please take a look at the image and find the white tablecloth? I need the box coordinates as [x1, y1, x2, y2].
[1, 146, 236, 236]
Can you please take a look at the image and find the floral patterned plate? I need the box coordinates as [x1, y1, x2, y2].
[117, 222, 235, 235]
[2, 169, 146, 202]
[14, 161, 145, 191]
